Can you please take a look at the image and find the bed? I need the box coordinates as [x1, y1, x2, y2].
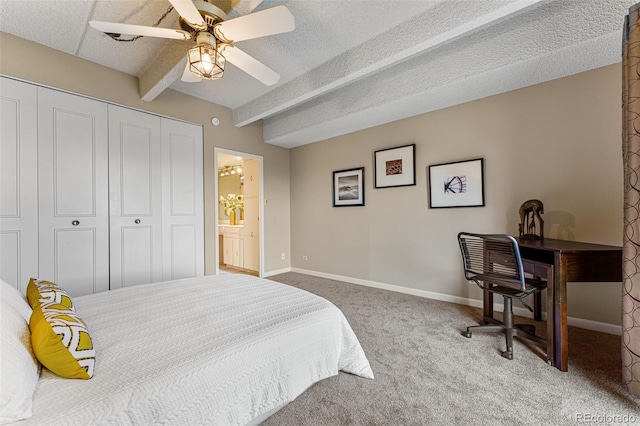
[1, 274, 373, 425]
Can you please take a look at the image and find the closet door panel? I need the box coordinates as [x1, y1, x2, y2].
[170, 224, 197, 278]
[0, 232, 20, 288]
[121, 226, 154, 286]
[37, 87, 109, 296]
[121, 126, 153, 215]
[108, 105, 162, 289]
[0, 77, 38, 291]
[0, 97, 20, 217]
[54, 228, 99, 296]
[161, 119, 204, 280]
[169, 138, 197, 215]
[53, 110, 96, 214]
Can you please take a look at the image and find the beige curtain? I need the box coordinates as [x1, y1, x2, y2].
[623, 3, 640, 397]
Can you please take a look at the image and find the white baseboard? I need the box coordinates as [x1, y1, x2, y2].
[263, 267, 292, 278]
[290, 267, 622, 336]
[566, 316, 621, 335]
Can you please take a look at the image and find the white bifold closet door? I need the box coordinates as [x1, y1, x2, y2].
[0, 78, 38, 292]
[161, 118, 204, 280]
[108, 105, 163, 289]
[37, 87, 110, 296]
[110, 106, 204, 286]
[1, 78, 203, 296]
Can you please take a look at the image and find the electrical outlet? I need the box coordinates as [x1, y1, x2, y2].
[281, 252, 286, 260]
[302, 255, 308, 261]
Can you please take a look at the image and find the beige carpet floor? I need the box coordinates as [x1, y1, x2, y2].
[262, 272, 640, 425]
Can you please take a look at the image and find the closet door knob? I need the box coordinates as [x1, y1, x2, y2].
[134, 219, 141, 224]
[72, 220, 80, 226]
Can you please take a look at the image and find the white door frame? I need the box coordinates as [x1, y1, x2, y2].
[214, 147, 264, 277]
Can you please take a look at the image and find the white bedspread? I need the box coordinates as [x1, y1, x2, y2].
[24, 274, 373, 425]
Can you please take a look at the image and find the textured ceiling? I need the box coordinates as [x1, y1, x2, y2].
[0, 0, 633, 148]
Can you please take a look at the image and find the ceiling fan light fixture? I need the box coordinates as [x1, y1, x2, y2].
[188, 32, 225, 80]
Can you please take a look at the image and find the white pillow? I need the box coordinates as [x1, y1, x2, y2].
[0, 281, 39, 424]
[0, 279, 31, 322]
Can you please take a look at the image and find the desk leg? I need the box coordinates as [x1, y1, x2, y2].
[482, 282, 494, 323]
[554, 254, 569, 372]
[545, 265, 555, 368]
[533, 291, 542, 321]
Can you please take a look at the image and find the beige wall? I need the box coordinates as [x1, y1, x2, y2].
[0, 32, 291, 275]
[290, 64, 623, 325]
[0, 31, 624, 325]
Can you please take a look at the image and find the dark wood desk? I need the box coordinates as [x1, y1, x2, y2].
[482, 238, 622, 371]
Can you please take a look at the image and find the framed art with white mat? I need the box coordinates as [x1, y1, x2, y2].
[428, 158, 484, 208]
[333, 167, 365, 207]
[374, 144, 416, 188]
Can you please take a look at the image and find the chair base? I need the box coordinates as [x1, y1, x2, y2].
[464, 297, 545, 360]
[464, 324, 545, 360]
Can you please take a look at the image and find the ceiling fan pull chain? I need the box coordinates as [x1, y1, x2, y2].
[108, 5, 175, 42]
[155, 6, 176, 27]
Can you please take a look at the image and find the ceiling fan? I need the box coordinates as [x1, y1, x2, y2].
[89, 0, 295, 85]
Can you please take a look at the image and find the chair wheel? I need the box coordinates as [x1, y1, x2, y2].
[463, 331, 472, 338]
[502, 350, 513, 360]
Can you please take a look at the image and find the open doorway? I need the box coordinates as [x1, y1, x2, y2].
[214, 148, 263, 277]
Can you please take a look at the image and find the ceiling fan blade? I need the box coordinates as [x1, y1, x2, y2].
[168, 0, 207, 30]
[222, 45, 280, 86]
[181, 61, 202, 83]
[89, 21, 191, 40]
[215, 5, 294, 42]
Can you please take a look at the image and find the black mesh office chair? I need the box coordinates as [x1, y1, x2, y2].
[457, 232, 547, 360]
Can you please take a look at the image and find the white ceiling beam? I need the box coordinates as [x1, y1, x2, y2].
[263, 31, 623, 148]
[138, 0, 264, 102]
[139, 41, 186, 102]
[233, 0, 545, 127]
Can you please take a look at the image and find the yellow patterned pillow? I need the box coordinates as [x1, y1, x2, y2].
[26, 278, 74, 311]
[29, 300, 95, 379]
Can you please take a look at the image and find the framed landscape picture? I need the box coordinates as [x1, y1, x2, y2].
[374, 144, 416, 188]
[333, 167, 365, 207]
[428, 158, 485, 208]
